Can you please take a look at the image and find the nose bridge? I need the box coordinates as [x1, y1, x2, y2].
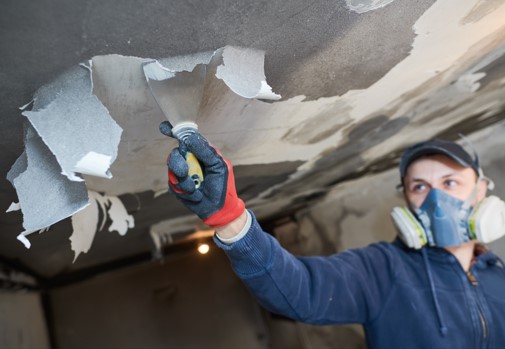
[430, 181, 444, 191]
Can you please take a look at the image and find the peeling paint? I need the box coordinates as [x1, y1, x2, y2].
[8, 125, 89, 234]
[6, 0, 505, 256]
[70, 193, 100, 262]
[47, 1, 505, 201]
[346, 0, 396, 14]
[215, 46, 281, 100]
[107, 196, 134, 236]
[70, 191, 134, 261]
[6, 62, 123, 247]
[22, 64, 122, 181]
[5, 202, 20, 213]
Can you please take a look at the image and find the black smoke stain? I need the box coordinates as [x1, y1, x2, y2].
[233, 161, 304, 201]
[316, 115, 410, 173]
[264, 114, 410, 200]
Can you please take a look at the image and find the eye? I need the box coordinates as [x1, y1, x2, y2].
[444, 179, 457, 188]
[411, 183, 428, 193]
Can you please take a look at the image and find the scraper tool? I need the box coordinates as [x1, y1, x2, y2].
[143, 60, 205, 189]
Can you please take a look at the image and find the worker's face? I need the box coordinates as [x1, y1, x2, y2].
[403, 154, 487, 209]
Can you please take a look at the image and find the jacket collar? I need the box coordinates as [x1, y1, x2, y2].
[392, 237, 501, 268]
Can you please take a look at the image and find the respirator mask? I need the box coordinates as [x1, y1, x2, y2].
[391, 182, 505, 249]
[391, 138, 505, 249]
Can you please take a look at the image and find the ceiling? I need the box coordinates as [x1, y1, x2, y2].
[1, 0, 505, 284]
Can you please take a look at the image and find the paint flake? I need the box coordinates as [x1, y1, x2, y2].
[70, 191, 134, 261]
[5, 202, 20, 213]
[215, 46, 281, 100]
[70, 193, 100, 262]
[6, 61, 125, 249]
[107, 196, 134, 236]
[10, 125, 89, 233]
[22, 65, 122, 181]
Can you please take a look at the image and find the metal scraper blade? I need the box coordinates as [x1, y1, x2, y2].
[143, 61, 207, 126]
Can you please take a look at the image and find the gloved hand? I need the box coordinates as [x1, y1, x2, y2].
[163, 124, 245, 228]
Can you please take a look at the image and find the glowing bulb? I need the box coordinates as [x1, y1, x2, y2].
[197, 243, 210, 255]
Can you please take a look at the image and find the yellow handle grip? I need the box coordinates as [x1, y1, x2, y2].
[185, 151, 204, 189]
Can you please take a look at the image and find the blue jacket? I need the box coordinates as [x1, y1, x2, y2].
[215, 212, 505, 349]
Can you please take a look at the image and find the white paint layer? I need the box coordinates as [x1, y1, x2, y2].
[107, 196, 134, 236]
[346, 0, 397, 14]
[70, 193, 100, 262]
[74, 151, 113, 179]
[69, 191, 134, 261]
[16, 231, 33, 249]
[215, 46, 281, 100]
[5, 202, 20, 212]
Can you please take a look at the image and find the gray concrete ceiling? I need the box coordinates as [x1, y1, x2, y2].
[1, 0, 505, 282]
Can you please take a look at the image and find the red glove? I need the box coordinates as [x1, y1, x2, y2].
[167, 130, 245, 228]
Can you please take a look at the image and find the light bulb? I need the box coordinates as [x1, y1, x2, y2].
[197, 243, 210, 255]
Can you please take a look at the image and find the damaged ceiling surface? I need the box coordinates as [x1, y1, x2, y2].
[1, 0, 505, 280]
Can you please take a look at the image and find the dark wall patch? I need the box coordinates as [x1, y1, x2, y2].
[282, 105, 352, 144]
[264, 115, 410, 199]
[234, 161, 304, 201]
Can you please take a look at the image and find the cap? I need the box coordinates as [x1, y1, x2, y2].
[399, 139, 481, 179]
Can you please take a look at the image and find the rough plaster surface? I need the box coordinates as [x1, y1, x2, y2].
[2, 0, 505, 274]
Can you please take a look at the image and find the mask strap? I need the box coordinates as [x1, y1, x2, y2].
[457, 133, 494, 206]
[458, 134, 494, 190]
[461, 177, 481, 213]
[482, 172, 495, 191]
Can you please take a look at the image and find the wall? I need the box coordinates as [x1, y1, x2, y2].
[49, 244, 269, 349]
[0, 291, 50, 348]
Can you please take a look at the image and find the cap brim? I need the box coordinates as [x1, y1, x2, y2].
[400, 145, 473, 178]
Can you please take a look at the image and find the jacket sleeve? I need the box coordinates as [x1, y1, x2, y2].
[214, 211, 397, 325]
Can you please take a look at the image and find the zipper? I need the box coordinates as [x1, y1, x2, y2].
[466, 270, 478, 285]
[467, 269, 488, 340]
[478, 310, 488, 339]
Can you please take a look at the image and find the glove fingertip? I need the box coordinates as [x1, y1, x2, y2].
[159, 121, 174, 138]
[168, 149, 189, 177]
[177, 177, 197, 194]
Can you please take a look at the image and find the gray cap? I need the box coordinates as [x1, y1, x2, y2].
[399, 139, 480, 179]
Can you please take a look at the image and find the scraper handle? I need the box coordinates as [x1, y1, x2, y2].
[160, 121, 204, 190]
[180, 143, 204, 190]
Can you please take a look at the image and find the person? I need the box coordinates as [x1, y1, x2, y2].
[162, 122, 505, 349]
